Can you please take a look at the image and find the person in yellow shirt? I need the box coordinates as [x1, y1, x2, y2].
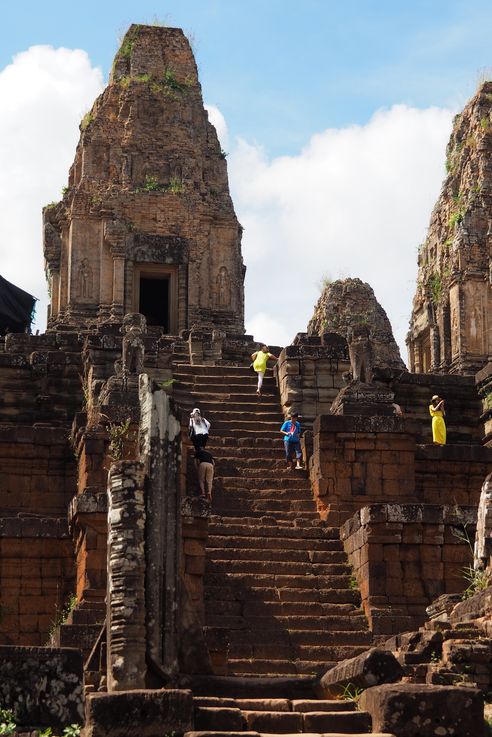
[251, 344, 278, 396]
[429, 394, 446, 445]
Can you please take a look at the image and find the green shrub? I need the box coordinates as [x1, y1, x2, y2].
[80, 111, 93, 130]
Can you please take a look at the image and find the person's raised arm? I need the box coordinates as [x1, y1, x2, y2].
[251, 352, 258, 361]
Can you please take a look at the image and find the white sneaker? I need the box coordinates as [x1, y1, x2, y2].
[295, 463, 303, 470]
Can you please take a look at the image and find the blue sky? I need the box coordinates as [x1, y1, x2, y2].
[3, 0, 492, 156]
[2, 1, 492, 355]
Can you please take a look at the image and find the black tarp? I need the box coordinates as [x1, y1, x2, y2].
[0, 275, 36, 335]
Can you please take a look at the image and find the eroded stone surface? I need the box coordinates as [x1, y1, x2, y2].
[359, 682, 484, 737]
[44, 24, 245, 334]
[83, 689, 193, 737]
[408, 83, 492, 375]
[317, 648, 404, 697]
[0, 646, 84, 728]
[307, 278, 405, 375]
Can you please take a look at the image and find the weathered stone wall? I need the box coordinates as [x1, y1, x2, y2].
[341, 504, 477, 635]
[0, 518, 74, 646]
[408, 82, 492, 375]
[310, 414, 490, 526]
[310, 414, 418, 525]
[0, 335, 81, 647]
[392, 371, 483, 444]
[44, 24, 245, 335]
[276, 333, 351, 422]
[0, 645, 84, 729]
[476, 360, 492, 445]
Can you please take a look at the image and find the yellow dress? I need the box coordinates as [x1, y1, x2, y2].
[429, 405, 446, 445]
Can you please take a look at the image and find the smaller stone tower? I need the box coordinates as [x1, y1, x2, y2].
[308, 277, 406, 374]
[43, 24, 245, 335]
[407, 82, 492, 374]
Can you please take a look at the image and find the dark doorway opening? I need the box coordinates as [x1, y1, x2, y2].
[139, 277, 169, 331]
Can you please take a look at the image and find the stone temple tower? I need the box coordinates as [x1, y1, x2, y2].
[43, 24, 245, 334]
[407, 82, 492, 374]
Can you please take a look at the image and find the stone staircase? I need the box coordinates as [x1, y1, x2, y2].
[174, 363, 392, 735]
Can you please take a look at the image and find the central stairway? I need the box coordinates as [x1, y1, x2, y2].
[174, 363, 394, 736]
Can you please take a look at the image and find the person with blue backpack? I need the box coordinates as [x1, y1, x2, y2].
[280, 411, 303, 470]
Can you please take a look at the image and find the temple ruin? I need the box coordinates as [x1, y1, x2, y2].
[43, 24, 245, 335]
[1, 22, 492, 737]
[407, 82, 492, 374]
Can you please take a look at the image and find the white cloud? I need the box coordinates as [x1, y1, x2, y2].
[0, 47, 453, 363]
[205, 104, 229, 151]
[246, 311, 292, 348]
[0, 46, 104, 330]
[228, 104, 454, 361]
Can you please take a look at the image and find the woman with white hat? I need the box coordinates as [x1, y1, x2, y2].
[429, 395, 446, 445]
[189, 408, 211, 449]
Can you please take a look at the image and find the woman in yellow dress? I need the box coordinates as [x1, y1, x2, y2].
[251, 344, 278, 396]
[429, 394, 446, 445]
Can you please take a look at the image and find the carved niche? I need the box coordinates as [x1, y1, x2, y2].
[216, 266, 231, 308]
[78, 258, 94, 300]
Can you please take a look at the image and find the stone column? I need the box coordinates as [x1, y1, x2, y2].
[111, 255, 125, 319]
[139, 375, 182, 680]
[430, 324, 440, 371]
[107, 460, 147, 691]
[51, 271, 61, 317]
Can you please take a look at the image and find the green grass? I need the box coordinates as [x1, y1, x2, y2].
[80, 111, 93, 130]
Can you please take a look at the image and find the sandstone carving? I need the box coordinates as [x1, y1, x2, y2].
[216, 266, 231, 308]
[121, 312, 146, 376]
[78, 258, 93, 299]
[348, 323, 374, 384]
[474, 472, 492, 570]
[408, 82, 492, 375]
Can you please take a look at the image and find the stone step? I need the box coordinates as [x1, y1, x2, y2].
[193, 697, 357, 713]
[178, 404, 280, 417]
[222, 657, 370, 676]
[205, 605, 369, 632]
[204, 586, 360, 608]
[207, 524, 338, 540]
[206, 612, 364, 632]
[222, 638, 372, 660]
[209, 429, 288, 439]
[206, 561, 351, 579]
[205, 576, 360, 600]
[189, 674, 317, 698]
[207, 511, 321, 523]
[213, 461, 306, 475]
[174, 364, 271, 375]
[212, 482, 311, 493]
[185, 732, 394, 737]
[206, 548, 348, 565]
[206, 535, 343, 552]
[59, 623, 102, 653]
[194, 707, 304, 733]
[210, 500, 315, 514]
[224, 659, 320, 676]
[177, 393, 280, 407]
[70, 606, 106, 625]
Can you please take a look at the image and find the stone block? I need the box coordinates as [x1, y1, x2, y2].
[84, 689, 193, 737]
[317, 647, 404, 697]
[0, 646, 84, 728]
[359, 683, 484, 737]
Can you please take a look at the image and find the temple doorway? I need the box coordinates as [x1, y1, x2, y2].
[139, 276, 170, 330]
